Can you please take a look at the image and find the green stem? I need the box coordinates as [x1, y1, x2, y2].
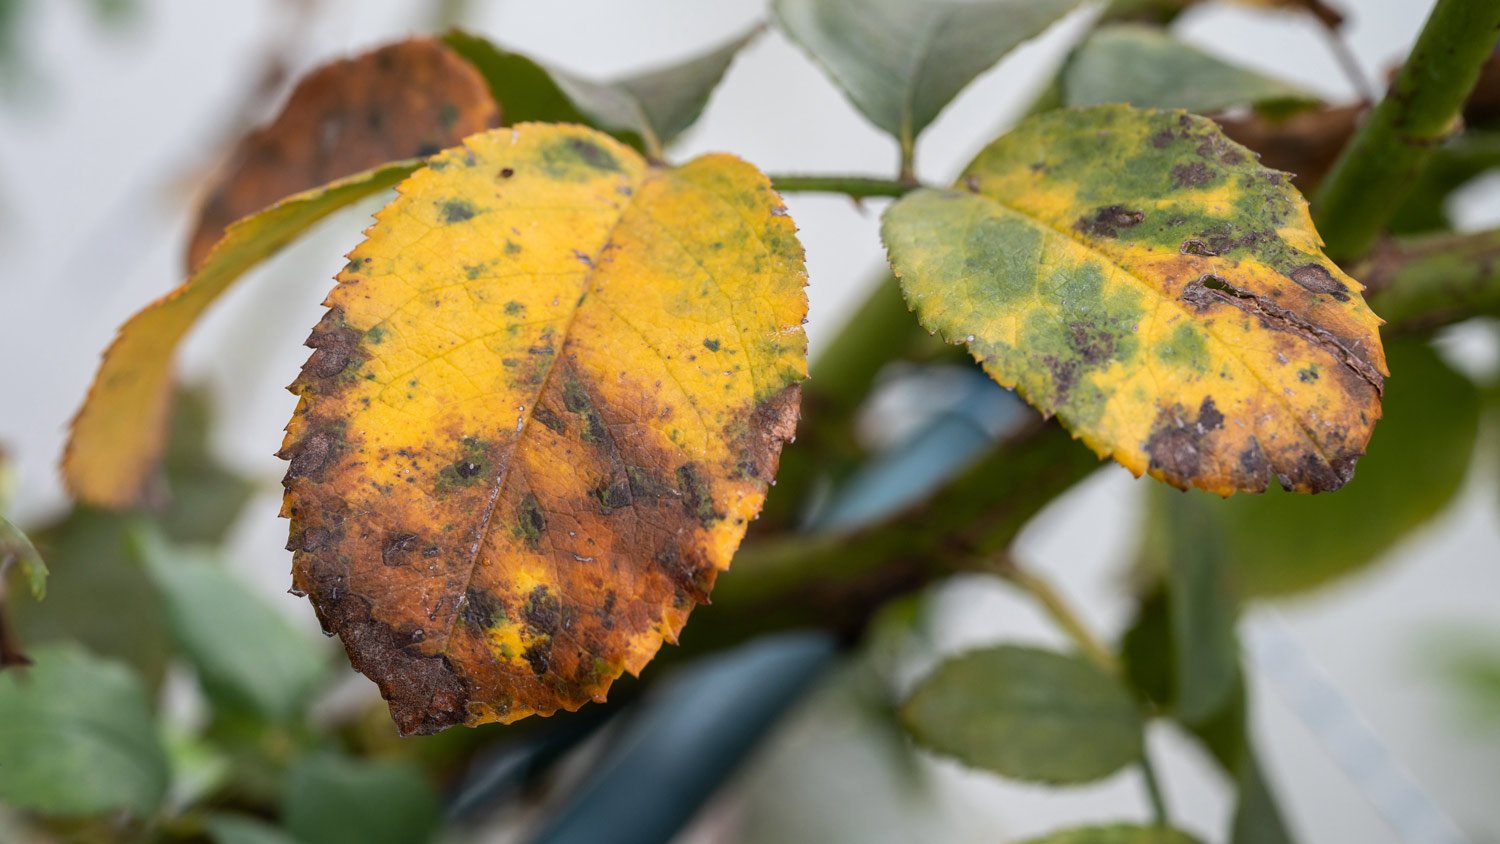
[991, 552, 1120, 675]
[1139, 752, 1171, 827]
[769, 174, 921, 199]
[1313, 0, 1500, 261]
[1360, 226, 1500, 333]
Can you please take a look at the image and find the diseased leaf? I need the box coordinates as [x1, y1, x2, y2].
[1064, 25, 1316, 115]
[882, 106, 1387, 495]
[1018, 825, 1205, 844]
[282, 754, 439, 844]
[64, 161, 419, 509]
[280, 124, 808, 734]
[189, 38, 496, 270]
[133, 527, 326, 722]
[900, 645, 1145, 783]
[1174, 340, 1479, 597]
[0, 645, 169, 816]
[773, 0, 1081, 146]
[443, 29, 755, 151]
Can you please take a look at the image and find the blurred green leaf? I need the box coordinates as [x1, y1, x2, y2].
[208, 815, 300, 844]
[900, 645, 1144, 783]
[1157, 491, 1239, 724]
[0, 644, 168, 816]
[283, 754, 439, 844]
[1216, 340, 1478, 597]
[773, 0, 1080, 146]
[132, 527, 324, 723]
[1063, 25, 1315, 115]
[1, 515, 46, 600]
[9, 388, 254, 689]
[443, 27, 754, 150]
[1019, 825, 1205, 843]
[163, 726, 231, 813]
[154, 387, 258, 543]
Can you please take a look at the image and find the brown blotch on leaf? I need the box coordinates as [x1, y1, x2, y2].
[300, 309, 362, 384]
[301, 577, 472, 736]
[382, 532, 420, 567]
[733, 384, 802, 481]
[186, 37, 499, 270]
[1171, 161, 1214, 189]
[282, 429, 337, 481]
[1076, 205, 1145, 239]
[1289, 263, 1350, 301]
[1144, 396, 1225, 488]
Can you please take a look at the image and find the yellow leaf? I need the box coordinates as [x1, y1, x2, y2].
[64, 162, 421, 509]
[279, 124, 808, 734]
[882, 106, 1386, 495]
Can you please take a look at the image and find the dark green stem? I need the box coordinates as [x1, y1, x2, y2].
[1313, 0, 1500, 260]
[769, 174, 920, 199]
[1361, 226, 1500, 333]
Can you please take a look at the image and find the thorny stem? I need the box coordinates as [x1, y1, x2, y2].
[989, 551, 1171, 826]
[769, 174, 922, 199]
[1312, 0, 1500, 261]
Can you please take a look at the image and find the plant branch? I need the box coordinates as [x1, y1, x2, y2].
[1360, 227, 1500, 333]
[770, 174, 921, 199]
[1312, 0, 1500, 261]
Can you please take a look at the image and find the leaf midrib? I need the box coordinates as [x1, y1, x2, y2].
[432, 164, 660, 657]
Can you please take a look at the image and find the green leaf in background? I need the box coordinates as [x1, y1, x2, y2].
[1063, 25, 1316, 115]
[1157, 491, 1240, 724]
[900, 645, 1144, 783]
[208, 815, 300, 844]
[1018, 824, 1206, 844]
[132, 527, 325, 723]
[0, 644, 169, 816]
[282, 754, 440, 844]
[443, 27, 756, 152]
[9, 389, 255, 690]
[1213, 339, 1479, 597]
[773, 0, 1080, 152]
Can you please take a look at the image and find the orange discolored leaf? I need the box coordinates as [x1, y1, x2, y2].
[279, 124, 808, 734]
[187, 38, 499, 270]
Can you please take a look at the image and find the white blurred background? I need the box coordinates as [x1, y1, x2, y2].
[1, 1, 1497, 842]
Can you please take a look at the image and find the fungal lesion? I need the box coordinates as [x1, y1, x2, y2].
[435, 436, 493, 494]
